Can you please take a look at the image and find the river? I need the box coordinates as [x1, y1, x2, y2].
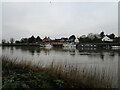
[1, 46, 119, 87]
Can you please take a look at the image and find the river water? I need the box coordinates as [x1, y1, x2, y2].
[1, 46, 119, 87]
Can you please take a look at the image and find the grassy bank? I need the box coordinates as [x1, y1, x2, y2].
[2, 57, 116, 88]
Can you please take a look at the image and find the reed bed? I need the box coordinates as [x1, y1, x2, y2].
[46, 62, 117, 88]
[2, 56, 117, 88]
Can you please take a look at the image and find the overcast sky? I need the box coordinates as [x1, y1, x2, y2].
[2, 2, 118, 41]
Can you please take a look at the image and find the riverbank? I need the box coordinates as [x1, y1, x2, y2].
[2, 56, 115, 88]
[1, 42, 120, 48]
[1, 43, 40, 46]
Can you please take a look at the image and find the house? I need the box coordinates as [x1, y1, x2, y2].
[102, 36, 113, 42]
[75, 38, 79, 43]
[54, 39, 61, 42]
[60, 38, 69, 42]
[43, 37, 51, 42]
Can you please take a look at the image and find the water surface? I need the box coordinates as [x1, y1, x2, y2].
[1, 46, 119, 86]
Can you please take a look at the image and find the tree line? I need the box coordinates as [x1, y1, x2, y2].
[2, 31, 119, 44]
[78, 31, 116, 43]
[2, 36, 42, 44]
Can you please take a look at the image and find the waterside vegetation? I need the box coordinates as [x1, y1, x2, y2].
[2, 56, 116, 88]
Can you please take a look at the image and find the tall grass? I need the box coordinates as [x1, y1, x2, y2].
[2, 56, 117, 88]
[46, 62, 117, 88]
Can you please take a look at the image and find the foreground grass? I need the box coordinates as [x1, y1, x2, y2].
[2, 56, 115, 88]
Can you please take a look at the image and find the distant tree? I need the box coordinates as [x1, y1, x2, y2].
[94, 34, 101, 39]
[7, 41, 9, 44]
[21, 38, 28, 43]
[10, 38, 15, 44]
[69, 35, 76, 42]
[78, 36, 88, 43]
[15, 40, 20, 43]
[94, 36, 101, 43]
[92, 34, 101, 43]
[100, 31, 105, 39]
[78, 33, 102, 43]
[87, 33, 95, 40]
[2, 39, 6, 44]
[80, 35, 86, 38]
[108, 33, 115, 39]
[36, 36, 42, 43]
[28, 35, 35, 43]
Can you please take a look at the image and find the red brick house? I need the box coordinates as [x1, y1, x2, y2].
[42, 37, 51, 42]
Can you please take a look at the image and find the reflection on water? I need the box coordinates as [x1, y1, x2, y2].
[2, 46, 119, 61]
[1, 46, 119, 69]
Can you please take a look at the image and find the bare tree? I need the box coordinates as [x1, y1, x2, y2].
[87, 33, 95, 40]
[10, 38, 15, 44]
[2, 39, 6, 44]
[100, 31, 105, 39]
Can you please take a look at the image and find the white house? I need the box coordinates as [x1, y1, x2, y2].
[102, 36, 113, 42]
[75, 38, 79, 43]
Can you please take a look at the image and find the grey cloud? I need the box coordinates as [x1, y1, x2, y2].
[2, 2, 118, 41]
